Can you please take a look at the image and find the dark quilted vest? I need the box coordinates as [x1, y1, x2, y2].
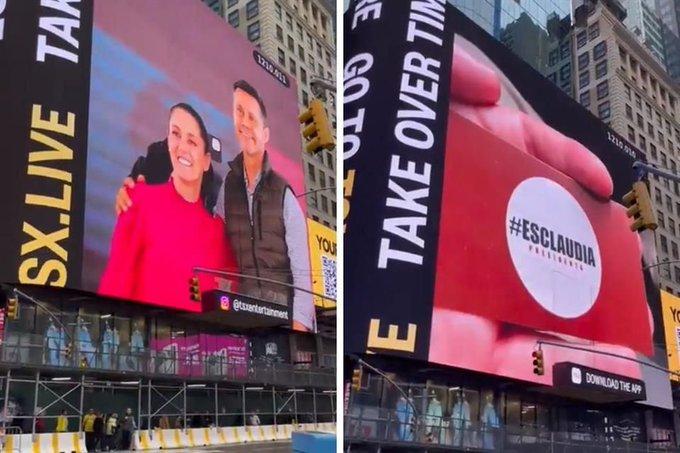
[224, 152, 293, 305]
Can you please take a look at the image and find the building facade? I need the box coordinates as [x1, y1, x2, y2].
[203, 0, 337, 228]
[622, 0, 667, 65]
[576, 0, 680, 295]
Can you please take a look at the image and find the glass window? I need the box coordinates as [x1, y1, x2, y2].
[625, 104, 632, 119]
[593, 41, 607, 60]
[301, 68, 307, 85]
[560, 42, 570, 59]
[321, 196, 328, 212]
[289, 58, 296, 75]
[228, 10, 239, 27]
[595, 60, 607, 79]
[667, 194, 673, 210]
[579, 71, 590, 89]
[596, 80, 608, 99]
[675, 265, 680, 283]
[549, 49, 559, 66]
[659, 211, 666, 229]
[278, 48, 285, 65]
[246, 0, 258, 20]
[639, 135, 646, 150]
[298, 45, 305, 60]
[588, 22, 600, 40]
[651, 143, 658, 160]
[628, 126, 635, 143]
[577, 31, 587, 48]
[661, 234, 669, 254]
[655, 187, 662, 203]
[597, 101, 610, 120]
[302, 90, 309, 106]
[288, 35, 294, 50]
[648, 122, 654, 135]
[276, 25, 283, 41]
[580, 91, 590, 107]
[307, 162, 315, 181]
[286, 12, 292, 29]
[275, 2, 282, 20]
[578, 52, 589, 70]
[637, 113, 643, 127]
[671, 220, 677, 237]
[228, 0, 238, 6]
[247, 21, 260, 41]
[560, 63, 571, 81]
[676, 202, 680, 217]
[636, 93, 642, 109]
[625, 84, 631, 100]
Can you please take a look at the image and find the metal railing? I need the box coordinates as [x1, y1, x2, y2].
[0, 342, 334, 388]
[345, 410, 680, 452]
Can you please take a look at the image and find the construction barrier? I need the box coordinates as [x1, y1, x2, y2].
[3, 432, 86, 453]
[132, 429, 161, 451]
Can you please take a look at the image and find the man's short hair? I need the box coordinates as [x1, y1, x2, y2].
[233, 80, 267, 119]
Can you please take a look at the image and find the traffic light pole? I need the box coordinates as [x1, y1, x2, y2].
[633, 161, 680, 183]
[354, 357, 419, 418]
[9, 287, 73, 343]
[536, 339, 680, 380]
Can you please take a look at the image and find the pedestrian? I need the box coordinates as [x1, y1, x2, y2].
[83, 409, 96, 450]
[121, 408, 136, 450]
[56, 409, 68, 433]
[105, 413, 118, 451]
[93, 411, 104, 451]
[248, 410, 261, 426]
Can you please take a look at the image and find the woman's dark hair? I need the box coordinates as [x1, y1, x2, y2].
[169, 103, 216, 213]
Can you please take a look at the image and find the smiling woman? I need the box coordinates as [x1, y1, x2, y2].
[98, 103, 238, 311]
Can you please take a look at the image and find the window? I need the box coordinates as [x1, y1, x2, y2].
[276, 25, 283, 41]
[625, 104, 632, 119]
[286, 12, 292, 29]
[228, 10, 239, 27]
[247, 21, 260, 41]
[648, 123, 654, 135]
[597, 101, 610, 120]
[661, 235, 669, 254]
[675, 266, 680, 284]
[577, 31, 587, 48]
[319, 171, 326, 188]
[578, 52, 589, 70]
[639, 135, 646, 150]
[289, 58, 296, 75]
[635, 94, 642, 109]
[637, 114, 643, 128]
[673, 241, 679, 259]
[278, 48, 285, 65]
[662, 152, 668, 168]
[275, 2, 282, 20]
[560, 42, 570, 59]
[659, 211, 666, 228]
[676, 202, 680, 216]
[655, 187, 662, 203]
[300, 68, 307, 85]
[651, 143, 658, 160]
[307, 32, 313, 47]
[588, 22, 600, 40]
[297, 25, 303, 41]
[302, 90, 309, 106]
[671, 219, 677, 236]
[593, 41, 607, 60]
[646, 102, 652, 117]
[628, 126, 635, 143]
[288, 35, 294, 51]
[625, 84, 631, 100]
[321, 196, 328, 212]
[580, 91, 591, 107]
[579, 71, 590, 89]
[595, 60, 607, 79]
[596, 80, 608, 99]
[667, 194, 673, 210]
[560, 63, 571, 81]
[549, 49, 559, 66]
[228, 0, 238, 6]
[307, 162, 315, 181]
[659, 131, 664, 144]
[246, 0, 259, 19]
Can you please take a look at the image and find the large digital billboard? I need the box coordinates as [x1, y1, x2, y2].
[344, 0, 662, 389]
[0, 0, 315, 331]
[307, 219, 337, 309]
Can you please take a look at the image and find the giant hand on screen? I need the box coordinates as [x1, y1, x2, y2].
[115, 175, 145, 215]
[451, 42, 613, 199]
[431, 42, 646, 380]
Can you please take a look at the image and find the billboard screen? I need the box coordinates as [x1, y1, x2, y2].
[307, 219, 337, 308]
[1, 1, 315, 331]
[344, 1, 658, 386]
[661, 291, 680, 382]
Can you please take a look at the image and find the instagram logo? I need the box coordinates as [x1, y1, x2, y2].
[220, 296, 231, 311]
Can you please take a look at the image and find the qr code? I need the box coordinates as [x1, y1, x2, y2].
[321, 255, 337, 299]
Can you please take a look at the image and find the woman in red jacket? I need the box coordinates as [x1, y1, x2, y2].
[99, 103, 235, 312]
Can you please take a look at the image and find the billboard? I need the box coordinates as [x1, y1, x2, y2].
[0, 1, 315, 331]
[344, 1, 660, 389]
[307, 219, 337, 308]
[661, 291, 680, 382]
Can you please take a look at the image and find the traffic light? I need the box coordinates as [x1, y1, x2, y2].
[623, 181, 658, 232]
[80, 357, 88, 368]
[532, 349, 545, 375]
[64, 343, 72, 359]
[298, 99, 334, 154]
[351, 366, 363, 391]
[6, 294, 18, 320]
[189, 276, 201, 302]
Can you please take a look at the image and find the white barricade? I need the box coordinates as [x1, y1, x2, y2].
[207, 427, 224, 445]
[177, 429, 192, 448]
[261, 425, 277, 441]
[133, 429, 161, 450]
[156, 428, 182, 449]
[186, 427, 210, 447]
[3, 432, 86, 453]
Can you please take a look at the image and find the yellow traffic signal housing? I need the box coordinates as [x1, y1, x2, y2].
[298, 99, 334, 154]
[189, 276, 201, 302]
[623, 181, 658, 232]
[64, 343, 72, 359]
[351, 367, 363, 391]
[532, 350, 544, 375]
[6, 295, 18, 320]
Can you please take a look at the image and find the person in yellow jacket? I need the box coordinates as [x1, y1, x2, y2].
[56, 409, 68, 432]
[83, 408, 96, 450]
